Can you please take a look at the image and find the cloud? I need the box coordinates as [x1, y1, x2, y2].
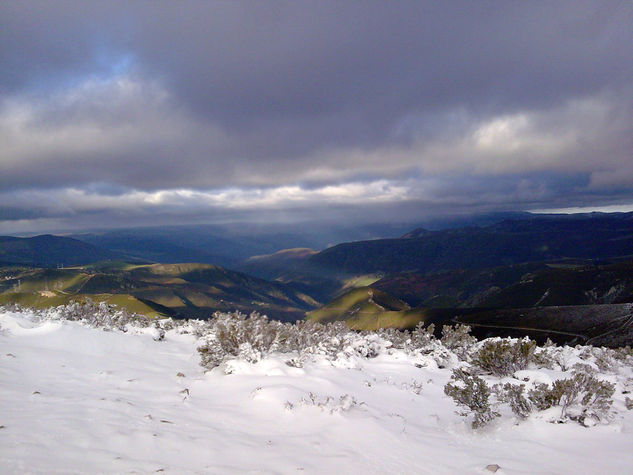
[0, 1, 632, 233]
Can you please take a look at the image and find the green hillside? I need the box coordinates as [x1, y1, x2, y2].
[307, 286, 426, 330]
[0, 262, 319, 321]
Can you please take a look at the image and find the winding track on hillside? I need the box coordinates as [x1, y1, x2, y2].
[454, 310, 633, 345]
[452, 317, 588, 341]
[585, 313, 633, 345]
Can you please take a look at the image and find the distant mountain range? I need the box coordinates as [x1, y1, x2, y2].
[0, 235, 124, 267]
[68, 222, 425, 267]
[2, 211, 633, 339]
[302, 212, 633, 278]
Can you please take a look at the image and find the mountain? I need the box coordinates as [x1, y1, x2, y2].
[305, 212, 633, 278]
[305, 282, 633, 345]
[235, 248, 318, 281]
[235, 212, 633, 307]
[0, 234, 122, 267]
[71, 232, 233, 267]
[0, 262, 319, 321]
[70, 222, 426, 268]
[370, 259, 633, 309]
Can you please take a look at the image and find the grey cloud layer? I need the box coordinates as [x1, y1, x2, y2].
[1, 1, 632, 231]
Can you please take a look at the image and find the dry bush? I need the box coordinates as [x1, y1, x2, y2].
[472, 339, 539, 377]
[441, 324, 476, 360]
[496, 383, 532, 420]
[444, 368, 500, 428]
[528, 369, 615, 424]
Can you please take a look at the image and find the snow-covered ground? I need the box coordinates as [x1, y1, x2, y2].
[1, 309, 633, 474]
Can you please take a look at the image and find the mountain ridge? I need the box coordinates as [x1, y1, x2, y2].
[0, 234, 123, 267]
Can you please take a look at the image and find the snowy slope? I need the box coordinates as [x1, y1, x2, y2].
[1, 309, 633, 474]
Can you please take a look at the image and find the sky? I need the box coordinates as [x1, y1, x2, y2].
[1, 1, 632, 234]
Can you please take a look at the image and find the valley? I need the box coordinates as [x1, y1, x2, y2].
[2, 212, 633, 346]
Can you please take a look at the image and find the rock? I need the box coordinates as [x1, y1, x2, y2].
[486, 464, 500, 472]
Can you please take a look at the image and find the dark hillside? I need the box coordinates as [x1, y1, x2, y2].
[371, 260, 633, 309]
[306, 213, 633, 277]
[0, 235, 121, 267]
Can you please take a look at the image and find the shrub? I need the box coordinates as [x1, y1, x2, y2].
[543, 345, 575, 371]
[299, 320, 354, 360]
[613, 346, 633, 361]
[528, 383, 560, 412]
[527, 370, 615, 424]
[293, 393, 360, 413]
[375, 327, 409, 350]
[409, 322, 436, 350]
[591, 347, 617, 373]
[444, 368, 500, 428]
[198, 312, 293, 368]
[441, 324, 476, 360]
[472, 338, 538, 377]
[197, 312, 376, 369]
[496, 383, 532, 420]
[55, 299, 152, 330]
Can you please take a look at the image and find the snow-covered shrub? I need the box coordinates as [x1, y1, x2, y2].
[311, 321, 355, 359]
[591, 347, 618, 373]
[472, 338, 538, 377]
[375, 327, 409, 350]
[291, 393, 360, 413]
[496, 383, 532, 420]
[284, 319, 317, 351]
[198, 312, 293, 367]
[528, 370, 615, 424]
[43, 299, 159, 332]
[542, 345, 576, 371]
[441, 324, 476, 360]
[528, 383, 560, 412]
[444, 368, 500, 428]
[409, 322, 436, 350]
[197, 311, 389, 369]
[349, 333, 385, 358]
[613, 346, 633, 362]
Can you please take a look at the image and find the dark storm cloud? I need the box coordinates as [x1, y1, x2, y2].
[1, 1, 632, 232]
[5, 2, 631, 116]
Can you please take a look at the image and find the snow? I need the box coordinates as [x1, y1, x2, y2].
[1, 309, 633, 474]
